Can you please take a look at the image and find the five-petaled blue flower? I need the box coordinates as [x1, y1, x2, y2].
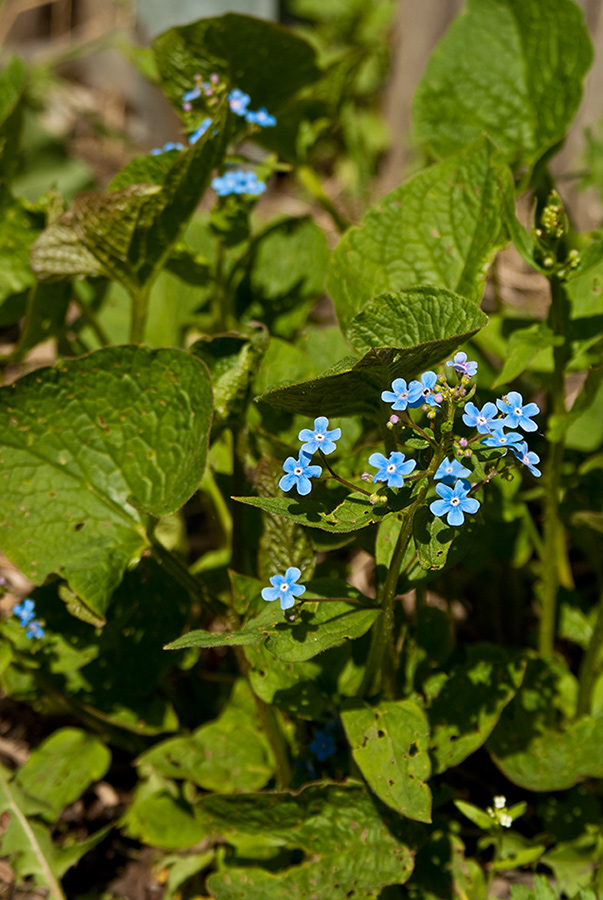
[430, 480, 480, 526]
[408, 371, 441, 408]
[280, 456, 322, 496]
[310, 729, 336, 761]
[381, 378, 413, 411]
[481, 430, 523, 449]
[246, 107, 277, 127]
[369, 451, 416, 488]
[512, 441, 541, 477]
[446, 351, 478, 377]
[227, 89, 250, 116]
[298, 417, 341, 457]
[211, 170, 266, 197]
[462, 401, 501, 434]
[435, 457, 471, 483]
[13, 598, 35, 626]
[261, 567, 306, 610]
[26, 620, 45, 640]
[496, 392, 539, 432]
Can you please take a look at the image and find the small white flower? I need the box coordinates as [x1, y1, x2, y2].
[494, 795, 506, 810]
[500, 813, 512, 828]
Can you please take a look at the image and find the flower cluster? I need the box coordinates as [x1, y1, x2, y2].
[150, 141, 184, 156]
[487, 795, 513, 829]
[279, 417, 341, 496]
[380, 371, 442, 412]
[13, 598, 44, 639]
[464, 391, 541, 477]
[211, 169, 266, 197]
[226, 89, 276, 127]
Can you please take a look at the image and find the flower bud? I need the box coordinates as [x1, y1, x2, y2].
[361, 472, 371, 482]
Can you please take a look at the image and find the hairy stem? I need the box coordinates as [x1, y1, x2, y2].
[129, 284, 151, 344]
[319, 449, 373, 497]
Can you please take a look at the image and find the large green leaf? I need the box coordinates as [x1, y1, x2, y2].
[487, 657, 603, 790]
[200, 782, 415, 899]
[14, 728, 110, 823]
[328, 138, 507, 333]
[412, 0, 592, 169]
[30, 108, 227, 296]
[152, 13, 319, 117]
[425, 646, 526, 774]
[341, 701, 432, 823]
[137, 680, 274, 793]
[0, 57, 27, 181]
[0, 346, 212, 621]
[345, 286, 487, 355]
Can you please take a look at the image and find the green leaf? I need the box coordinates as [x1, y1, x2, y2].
[413, 505, 456, 571]
[235, 491, 406, 533]
[152, 13, 319, 117]
[454, 799, 496, 831]
[137, 680, 274, 792]
[341, 701, 432, 822]
[344, 286, 488, 355]
[165, 601, 280, 651]
[14, 727, 110, 823]
[235, 216, 330, 337]
[487, 657, 603, 790]
[491, 323, 560, 388]
[0, 57, 27, 181]
[123, 782, 206, 850]
[0, 763, 66, 898]
[0, 346, 212, 621]
[191, 326, 268, 429]
[255, 456, 316, 583]
[0, 184, 42, 317]
[328, 137, 507, 333]
[30, 110, 227, 296]
[200, 782, 415, 899]
[425, 646, 526, 774]
[412, 0, 592, 170]
[245, 642, 327, 720]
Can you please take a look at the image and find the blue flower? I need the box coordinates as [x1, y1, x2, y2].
[381, 378, 413, 411]
[310, 729, 336, 761]
[496, 392, 539, 432]
[227, 89, 251, 116]
[481, 430, 523, 449]
[189, 118, 212, 144]
[369, 451, 416, 488]
[26, 620, 45, 640]
[435, 457, 471, 482]
[13, 598, 35, 626]
[462, 401, 502, 434]
[430, 480, 480, 526]
[298, 417, 341, 456]
[446, 351, 478, 377]
[182, 86, 202, 102]
[408, 371, 441, 408]
[246, 107, 277, 127]
[150, 142, 184, 156]
[211, 169, 266, 197]
[512, 441, 541, 477]
[261, 567, 306, 610]
[279, 456, 322, 496]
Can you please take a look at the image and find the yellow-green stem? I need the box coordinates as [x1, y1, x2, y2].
[297, 165, 350, 234]
[577, 586, 603, 717]
[129, 284, 151, 344]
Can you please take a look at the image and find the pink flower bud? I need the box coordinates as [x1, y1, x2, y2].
[183, 102, 192, 112]
[389, 414, 400, 425]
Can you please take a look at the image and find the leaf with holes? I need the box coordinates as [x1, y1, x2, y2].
[341, 701, 432, 823]
[0, 345, 212, 622]
[328, 137, 507, 333]
[412, 0, 592, 170]
[199, 782, 415, 899]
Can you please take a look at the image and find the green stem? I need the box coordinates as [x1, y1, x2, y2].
[234, 647, 291, 788]
[150, 536, 225, 620]
[73, 291, 111, 347]
[129, 284, 151, 344]
[538, 275, 567, 656]
[230, 425, 247, 573]
[213, 242, 229, 331]
[297, 165, 350, 234]
[319, 450, 373, 497]
[577, 587, 603, 717]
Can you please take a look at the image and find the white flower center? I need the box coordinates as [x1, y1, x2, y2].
[294, 467, 303, 476]
[450, 497, 460, 506]
[316, 433, 324, 441]
[445, 465, 453, 473]
[477, 415, 486, 425]
[514, 407, 522, 415]
[280, 583, 289, 591]
[422, 387, 430, 396]
[387, 464, 396, 473]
